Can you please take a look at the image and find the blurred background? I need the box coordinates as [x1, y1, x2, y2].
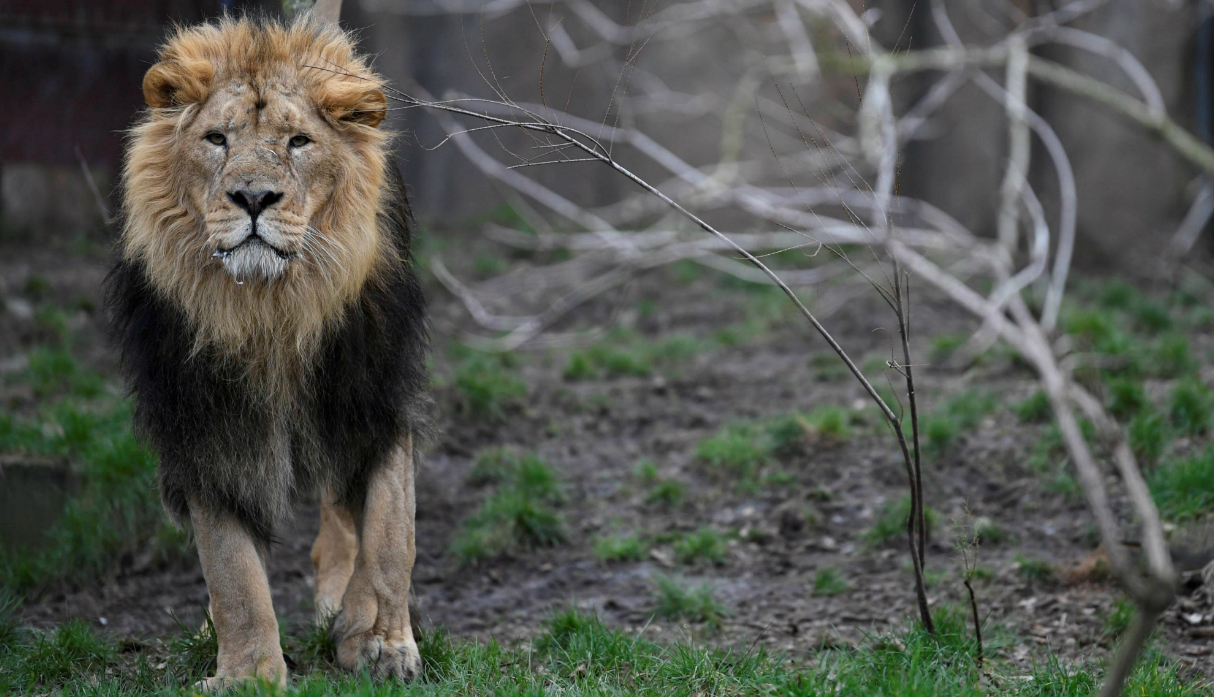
[1, 0, 1207, 260]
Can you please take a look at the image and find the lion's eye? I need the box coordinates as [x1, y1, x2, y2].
[289, 134, 311, 148]
[205, 132, 226, 146]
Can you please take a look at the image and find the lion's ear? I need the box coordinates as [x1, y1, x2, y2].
[321, 80, 387, 128]
[143, 59, 213, 109]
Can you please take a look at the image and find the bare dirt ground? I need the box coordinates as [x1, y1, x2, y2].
[4, 235, 1214, 681]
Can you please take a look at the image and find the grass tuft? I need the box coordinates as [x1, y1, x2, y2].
[654, 577, 726, 628]
[812, 567, 849, 597]
[1107, 378, 1148, 420]
[1149, 446, 1214, 522]
[1013, 390, 1052, 424]
[673, 527, 728, 565]
[1169, 381, 1212, 436]
[864, 496, 939, 547]
[451, 452, 565, 563]
[592, 534, 648, 562]
[451, 350, 527, 420]
[1014, 554, 1054, 583]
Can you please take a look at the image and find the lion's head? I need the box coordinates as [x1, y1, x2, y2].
[121, 16, 392, 364]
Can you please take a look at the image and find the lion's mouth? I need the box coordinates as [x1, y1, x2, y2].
[213, 235, 296, 261]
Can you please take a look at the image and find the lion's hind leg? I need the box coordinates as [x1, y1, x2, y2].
[331, 435, 420, 681]
[190, 500, 287, 691]
[311, 489, 359, 625]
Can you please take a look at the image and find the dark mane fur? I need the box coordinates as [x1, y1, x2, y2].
[106, 169, 429, 543]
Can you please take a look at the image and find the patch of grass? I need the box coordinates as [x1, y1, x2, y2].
[1151, 334, 1194, 378]
[767, 407, 851, 456]
[1128, 409, 1169, 464]
[812, 567, 849, 597]
[26, 346, 104, 399]
[466, 446, 520, 486]
[654, 576, 726, 628]
[1149, 446, 1214, 522]
[0, 602, 1205, 695]
[646, 479, 685, 507]
[673, 527, 728, 565]
[864, 496, 939, 547]
[1169, 381, 1213, 435]
[1094, 279, 1138, 310]
[0, 394, 186, 591]
[974, 518, 1009, 546]
[695, 422, 768, 481]
[1107, 378, 1148, 420]
[592, 534, 648, 562]
[18, 619, 114, 689]
[165, 611, 217, 685]
[1065, 308, 1117, 347]
[563, 330, 705, 381]
[450, 350, 527, 419]
[1132, 301, 1173, 333]
[925, 389, 996, 453]
[1014, 554, 1054, 583]
[1102, 598, 1135, 641]
[285, 620, 337, 674]
[451, 453, 565, 563]
[1013, 390, 1052, 424]
[633, 459, 659, 484]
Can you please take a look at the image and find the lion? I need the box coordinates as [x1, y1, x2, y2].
[105, 13, 429, 689]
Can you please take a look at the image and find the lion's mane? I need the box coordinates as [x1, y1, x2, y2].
[106, 16, 429, 541]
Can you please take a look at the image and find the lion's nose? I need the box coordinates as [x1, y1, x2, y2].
[228, 189, 283, 219]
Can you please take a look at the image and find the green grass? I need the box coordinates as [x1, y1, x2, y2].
[562, 331, 705, 381]
[0, 345, 189, 592]
[645, 479, 685, 507]
[697, 409, 854, 484]
[1149, 446, 1214, 522]
[1013, 390, 1052, 424]
[465, 446, 520, 486]
[864, 496, 939, 547]
[1128, 409, 1170, 464]
[653, 577, 726, 628]
[449, 349, 527, 420]
[0, 599, 1204, 695]
[450, 452, 565, 563]
[1168, 381, 1213, 436]
[1102, 598, 1135, 641]
[812, 567, 849, 597]
[1014, 554, 1055, 583]
[974, 518, 1009, 546]
[1151, 334, 1195, 378]
[1106, 378, 1147, 420]
[592, 533, 648, 562]
[695, 422, 769, 481]
[924, 389, 996, 453]
[672, 527, 728, 565]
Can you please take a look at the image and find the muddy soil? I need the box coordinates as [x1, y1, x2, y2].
[4, 239, 1214, 679]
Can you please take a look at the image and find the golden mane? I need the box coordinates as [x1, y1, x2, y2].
[120, 15, 393, 387]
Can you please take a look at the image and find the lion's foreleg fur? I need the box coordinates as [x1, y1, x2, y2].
[331, 434, 421, 680]
[190, 499, 287, 690]
[312, 489, 359, 624]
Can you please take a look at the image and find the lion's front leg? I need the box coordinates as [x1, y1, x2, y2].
[190, 499, 286, 691]
[332, 435, 420, 681]
[311, 489, 359, 624]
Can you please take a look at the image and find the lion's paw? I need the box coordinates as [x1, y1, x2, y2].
[336, 630, 421, 681]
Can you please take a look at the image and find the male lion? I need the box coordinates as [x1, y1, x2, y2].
[106, 15, 429, 689]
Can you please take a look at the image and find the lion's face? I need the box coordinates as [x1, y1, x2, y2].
[183, 80, 343, 282]
[121, 17, 392, 360]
